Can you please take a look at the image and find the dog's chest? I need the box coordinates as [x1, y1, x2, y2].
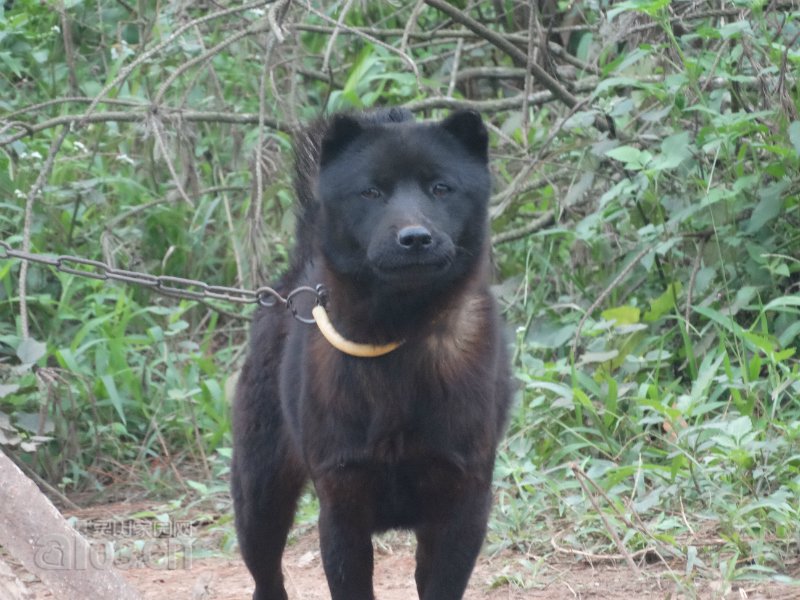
[299, 291, 497, 473]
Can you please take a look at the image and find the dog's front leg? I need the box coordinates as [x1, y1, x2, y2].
[415, 487, 491, 600]
[316, 471, 376, 600]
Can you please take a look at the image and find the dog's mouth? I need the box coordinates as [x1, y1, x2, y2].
[366, 233, 458, 288]
[371, 256, 452, 285]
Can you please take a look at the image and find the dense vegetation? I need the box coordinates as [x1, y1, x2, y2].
[1, 0, 798, 591]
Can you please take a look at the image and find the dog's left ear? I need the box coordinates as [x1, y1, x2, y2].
[441, 110, 489, 162]
[321, 114, 364, 167]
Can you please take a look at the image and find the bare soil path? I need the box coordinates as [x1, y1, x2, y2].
[124, 536, 797, 600]
[15, 502, 799, 600]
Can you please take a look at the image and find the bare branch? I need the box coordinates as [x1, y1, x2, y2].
[293, 24, 589, 41]
[1, 109, 289, 146]
[446, 37, 464, 98]
[153, 19, 266, 106]
[303, 1, 421, 89]
[57, 2, 80, 95]
[491, 210, 555, 245]
[322, 0, 356, 74]
[82, 1, 276, 122]
[571, 244, 655, 357]
[147, 114, 195, 208]
[1, 97, 144, 120]
[423, 0, 579, 109]
[19, 127, 70, 339]
[571, 463, 643, 578]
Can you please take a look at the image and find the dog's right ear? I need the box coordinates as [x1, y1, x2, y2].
[320, 114, 363, 166]
[441, 110, 488, 162]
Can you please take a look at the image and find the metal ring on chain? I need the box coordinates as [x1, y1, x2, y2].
[255, 287, 285, 308]
[285, 286, 323, 324]
[56, 256, 109, 280]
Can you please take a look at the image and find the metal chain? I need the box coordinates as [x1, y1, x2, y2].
[0, 241, 324, 324]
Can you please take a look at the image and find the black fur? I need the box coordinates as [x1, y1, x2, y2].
[231, 109, 511, 600]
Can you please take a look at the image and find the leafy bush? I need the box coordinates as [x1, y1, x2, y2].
[1, 0, 798, 587]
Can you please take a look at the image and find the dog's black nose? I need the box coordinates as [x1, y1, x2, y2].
[397, 225, 433, 249]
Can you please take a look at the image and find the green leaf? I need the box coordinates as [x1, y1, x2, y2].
[742, 331, 777, 356]
[789, 121, 800, 156]
[202, 379, 223, 403]
[777, 322, 800, 349]
[693, 306, 746, 337]
[601, 306, 641, 326]
[527, 322, 576, 349]
[644, 283, 682, 323]
[526, 380, 574, 400]
[605, 147, 642, 163]
[718, 21, 751, 39]
[0, 51, 23, 77]
[686, 546, 702, 575]
[101, 375, 126, 425]
[608, 0, 669, 20]
[725, 415, 753, 441]
[763, 295, 800, 312]
[606, 145, 651, 170]
[17, 338, 47, 365]
[0, 384, 19, 399]
[16, 412, 54, 434]
[55, 347, 81, 372]
[611, 48, 651, 74]
[650, 132, 692, 171]
[580, 350, 620, 364]
[746, 180, 787, 233]
[186, 479, 209, 495]
[690, 352, 724, 405]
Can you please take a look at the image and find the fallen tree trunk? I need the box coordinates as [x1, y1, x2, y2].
[0, 450, 141, 600]
[0, 557, 33, 600]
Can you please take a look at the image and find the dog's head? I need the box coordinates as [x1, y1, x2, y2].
[316, 110, 490, 293]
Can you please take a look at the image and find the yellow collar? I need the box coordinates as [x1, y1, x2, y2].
[311, 305, 403, 358]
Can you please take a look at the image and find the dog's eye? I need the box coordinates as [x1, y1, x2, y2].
[360, 187, 382, 200]
[431, 183, 451, 197]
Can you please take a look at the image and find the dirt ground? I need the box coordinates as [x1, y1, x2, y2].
[120, 535, 799, 600]
[14, 502, 800, 600]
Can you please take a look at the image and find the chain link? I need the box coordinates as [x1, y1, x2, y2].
[0, 241, 324, 323]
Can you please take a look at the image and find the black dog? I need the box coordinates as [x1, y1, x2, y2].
[231, 108, 511, 600]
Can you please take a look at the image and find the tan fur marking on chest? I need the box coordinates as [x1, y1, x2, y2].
[426, 294, 488, 369]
